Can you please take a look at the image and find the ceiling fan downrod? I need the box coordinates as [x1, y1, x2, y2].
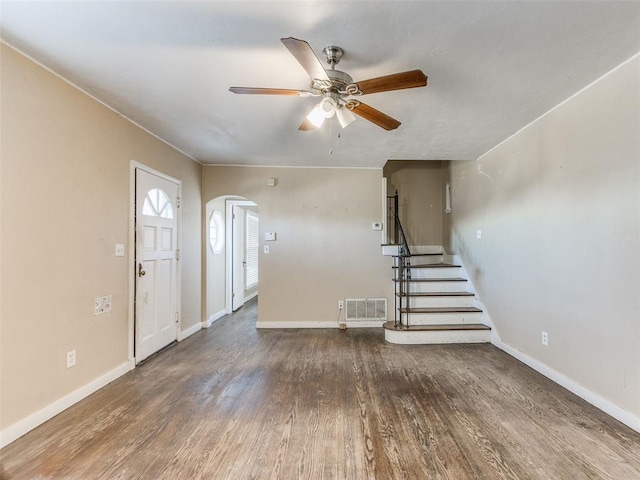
[322, 45, 344, 69]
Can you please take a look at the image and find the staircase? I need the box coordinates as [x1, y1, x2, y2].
[382, 190, 490, 344]
[383, 247, 491, 344]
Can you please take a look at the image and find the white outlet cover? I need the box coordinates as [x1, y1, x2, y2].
[476, 230, 482, 239]
[115, 244, 125, 256]
[263, 245, 269, 254]
[66, 349, 76, 368]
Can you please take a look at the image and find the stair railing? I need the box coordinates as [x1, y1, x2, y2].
[388, 190, 411, 327]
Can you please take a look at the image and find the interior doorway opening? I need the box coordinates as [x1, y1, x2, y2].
[205, 196, 259, 326]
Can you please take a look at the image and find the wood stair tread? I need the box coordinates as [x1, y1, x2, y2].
[396, 292, 474, 297]
[383, 322, 490, 332]
[393, 278, 467, 283]
[399, 307, 483, 313]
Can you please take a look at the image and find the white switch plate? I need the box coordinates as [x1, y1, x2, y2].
[264, 232, 276, 241]
[66, 349, 76, 368]
[115, 244, 125, 256]
[476, 230, 482, 239]
[264, 245, 270, 254]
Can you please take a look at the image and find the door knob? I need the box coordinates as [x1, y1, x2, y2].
[138, 263, 146, 277]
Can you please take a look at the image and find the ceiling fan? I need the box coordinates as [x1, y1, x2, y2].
[229, 37, 428, 131]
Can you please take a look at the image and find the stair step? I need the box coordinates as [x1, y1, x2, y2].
[397, 292, 474, 297]
[383, 322, 489, 332]
[393, 278, 467, 283]
[400, 307, 482, 314]
[383, 322, 491, 344]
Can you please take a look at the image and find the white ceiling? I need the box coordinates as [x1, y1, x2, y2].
[1, 1, 639, 167]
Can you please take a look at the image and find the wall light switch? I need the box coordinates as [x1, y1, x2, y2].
[267, 177, 277, 187]
[115, 244, 125, 256]
[476, 230, 482, 239]
[264, 232, 276, 241]
[264, 245, 270, 254]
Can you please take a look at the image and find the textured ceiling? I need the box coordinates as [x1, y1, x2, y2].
[1, 1, 639, 167]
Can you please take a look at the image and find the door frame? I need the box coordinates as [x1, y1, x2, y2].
[225, 199, 256, 314]
[128, 161, 182, 363]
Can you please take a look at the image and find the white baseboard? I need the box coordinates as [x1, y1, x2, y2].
[177, 322, 202, 341]
[0, 359, 135, 448]
[203, 309, 227, 328]
[492, 338, 640, 434]
[244, 291, 258, 303]
[256, 321, 337, 329]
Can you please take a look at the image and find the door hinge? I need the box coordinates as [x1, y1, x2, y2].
[176, 249, 180, 261]
[175, 312, 180, 324]
[176, 196, 181, 208]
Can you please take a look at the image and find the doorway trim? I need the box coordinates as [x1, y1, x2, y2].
[225, 199, 257, 314]
[128, 161, 182, 363]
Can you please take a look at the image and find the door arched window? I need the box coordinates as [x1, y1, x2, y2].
[142, 188, 174, 219]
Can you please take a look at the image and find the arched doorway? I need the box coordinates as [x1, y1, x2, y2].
[205, 195, 258, 326]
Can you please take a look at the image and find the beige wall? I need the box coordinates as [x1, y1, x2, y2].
[203, 166, 392, 325]
[449, 55, 640, 418]
[384, 160, 447, 246]
[0, 44, 202, 430]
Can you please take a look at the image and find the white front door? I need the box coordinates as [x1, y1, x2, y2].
[135, 168, 179, 363]
[232, 205, 246, 311]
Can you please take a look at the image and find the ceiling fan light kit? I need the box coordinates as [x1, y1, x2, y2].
[230, 37, 427, 131]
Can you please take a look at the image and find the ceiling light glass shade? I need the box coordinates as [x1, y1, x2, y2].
[306, 104, 325, 128]
[318, 97, 337, 118]
[336, 106, 356, 128]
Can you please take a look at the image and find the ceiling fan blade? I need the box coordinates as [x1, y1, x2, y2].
[355, 70, 428, 95]
[350, 102, 401, 130]
[281, 37, 330, 81]
[229, 87, 312, 96]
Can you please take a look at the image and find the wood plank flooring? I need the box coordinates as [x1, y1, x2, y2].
[2, 299, 640, 479]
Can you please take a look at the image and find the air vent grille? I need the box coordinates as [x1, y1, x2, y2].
[345, 298, 387, 321]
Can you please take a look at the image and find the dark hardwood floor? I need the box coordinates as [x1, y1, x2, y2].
[2, 299, 640, 479]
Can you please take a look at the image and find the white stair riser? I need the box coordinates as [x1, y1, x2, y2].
[385, 328, 490, 345]
[405, 311, 483, 326]
[402, 256, 444, 265]
[382, 245, 401, 256]
[401, 296, 476, 308]
[402, 281, 470, 293]
[400, 267, 462, 279]
[409, 245, 444, 255]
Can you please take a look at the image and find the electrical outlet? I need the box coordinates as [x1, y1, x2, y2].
[66, 349, 76, 368]
[338, 300, 344, 310]
[541, 331, 548, 346]
[115, 243, 125, 256]
[94, 295, 112, 315]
